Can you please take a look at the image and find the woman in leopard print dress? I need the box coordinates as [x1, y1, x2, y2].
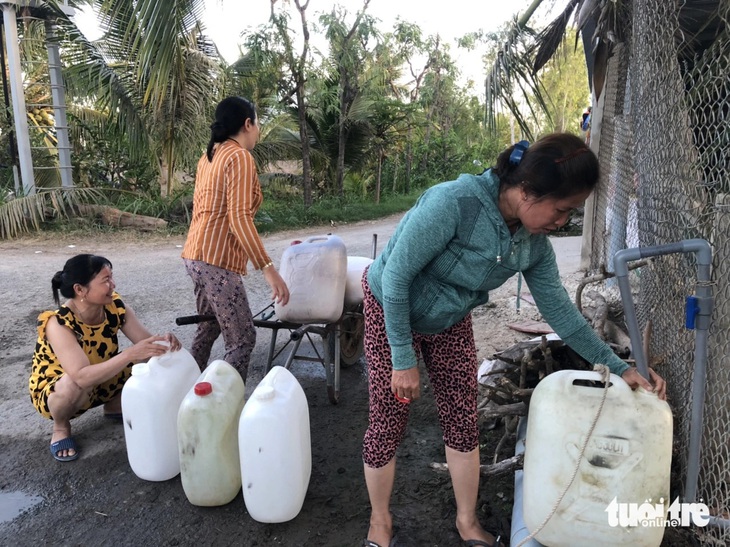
[29, 254, 180, 462]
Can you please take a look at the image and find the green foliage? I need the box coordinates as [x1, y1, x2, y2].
[0, 0, 591, 241]
[0, 187, 106, 239]
[534, 28, 590, 135]
[108, 187, 194, 229]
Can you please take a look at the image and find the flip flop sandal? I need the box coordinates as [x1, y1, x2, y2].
[463, 536, 503, 547]
[50, 437, 79, 462]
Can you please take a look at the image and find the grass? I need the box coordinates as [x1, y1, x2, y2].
[0, 184, 422, 241]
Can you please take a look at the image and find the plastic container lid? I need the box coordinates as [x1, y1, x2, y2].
[194, 382, 212, 396]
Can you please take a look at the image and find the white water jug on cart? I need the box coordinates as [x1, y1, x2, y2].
[523, 369, 673, 547]
[275, 234, 347, 323]
[177, 359, 246, 506]
[344, 256, 373, 307]
[121, 347, 200, 481]
[238, 366, 311, 523]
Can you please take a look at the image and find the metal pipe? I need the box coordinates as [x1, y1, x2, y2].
[612, 239, 724, 525]
[45, 20, 73, 188]
[613, 239, 712, 379]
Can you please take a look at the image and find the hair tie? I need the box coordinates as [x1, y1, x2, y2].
[51, 270, 64, 289]
[509, 140, 529, 165]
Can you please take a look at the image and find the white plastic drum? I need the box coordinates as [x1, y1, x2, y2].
[121, 347, 200, 481]
[238, 366, 311, 523]
[275, 235, 347, 324]
[344, 256, 373, 307]
[523, 369, 672, 547]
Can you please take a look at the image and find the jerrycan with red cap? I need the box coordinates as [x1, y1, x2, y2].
[177, 359, 246, 506]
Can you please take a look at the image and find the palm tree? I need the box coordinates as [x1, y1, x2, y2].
[484, 0, 625, 138]
[73, 0, 225, 196]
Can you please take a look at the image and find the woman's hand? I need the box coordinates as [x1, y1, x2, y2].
[161, 332, 181, 351]
[622, 367, 667, 400]
[392, 367, 421, 402]
[122, 335, 173, 364]
[264, 266, 290, 305]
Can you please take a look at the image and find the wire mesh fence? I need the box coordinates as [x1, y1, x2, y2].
[586, 1, 730, 544]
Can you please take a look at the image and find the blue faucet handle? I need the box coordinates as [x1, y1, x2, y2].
[685, 295, 700, 329]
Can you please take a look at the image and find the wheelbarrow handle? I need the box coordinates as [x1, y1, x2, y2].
[175, 314, 216, 326]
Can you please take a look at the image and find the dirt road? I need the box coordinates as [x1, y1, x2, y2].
[0, 216, 578, 546]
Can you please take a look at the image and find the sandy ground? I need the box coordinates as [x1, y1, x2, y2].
[2, 218, 692, 546]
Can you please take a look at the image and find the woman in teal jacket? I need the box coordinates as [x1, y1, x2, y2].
[360, 133, 666, 547]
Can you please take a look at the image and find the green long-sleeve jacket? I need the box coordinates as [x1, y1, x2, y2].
[366, 169, 630, 377]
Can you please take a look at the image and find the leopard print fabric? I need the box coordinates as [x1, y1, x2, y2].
[29, 292, 130, 419]
[361, 270, 479, 468]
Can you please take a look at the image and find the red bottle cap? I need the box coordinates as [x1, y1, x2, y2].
[194, 382, 212, 396]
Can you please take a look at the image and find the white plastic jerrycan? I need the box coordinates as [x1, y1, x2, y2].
[275, 234, 347, 324]
[238, 366, 311, 523]
[177, 359, 246, 506]
[344, 256, 374, 307]
[121, 347, 200, 481]
[523, 369, 673, 547]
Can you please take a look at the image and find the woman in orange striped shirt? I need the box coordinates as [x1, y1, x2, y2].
[182, 97, 289, 379]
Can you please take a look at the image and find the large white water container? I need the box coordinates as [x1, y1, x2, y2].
[121, 347, 200, 481]
[275, 235, 347, 323]
[344, 256, 373, 307]
[238, 366, 311, 523]
[523, 369, 672, 547]
[177, 360, 246, 506]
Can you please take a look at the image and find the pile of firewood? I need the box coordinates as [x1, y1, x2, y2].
[431, 281, 654, 476]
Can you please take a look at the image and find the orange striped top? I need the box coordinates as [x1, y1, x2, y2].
[182, 139, 271, 275]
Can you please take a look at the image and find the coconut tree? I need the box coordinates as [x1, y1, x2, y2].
[72, 0, 224, 197]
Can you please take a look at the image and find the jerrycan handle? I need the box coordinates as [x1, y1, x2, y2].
[561, 369, 629, 396]
[146, 342, 174, 370]
[303, 235, 330, 244]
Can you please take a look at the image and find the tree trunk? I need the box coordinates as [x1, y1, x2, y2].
[336, 74, 348, 198]
[78, 204, 167, 231]
[297, 82, 313, 207]
[375, 148, 383, 204]
[294, 0, 313, 207]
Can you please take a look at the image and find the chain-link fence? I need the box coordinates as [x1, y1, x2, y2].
[585, 1, 730, 544]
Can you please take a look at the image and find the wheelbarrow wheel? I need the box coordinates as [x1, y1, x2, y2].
[336, 313, 365, 367]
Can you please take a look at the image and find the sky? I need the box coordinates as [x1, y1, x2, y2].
[201, 0, 535, 84]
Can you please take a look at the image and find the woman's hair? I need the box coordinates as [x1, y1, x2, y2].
[493, 133, 599, 200]
[206, 96, 257, 161]
[51, 254, 112, 306]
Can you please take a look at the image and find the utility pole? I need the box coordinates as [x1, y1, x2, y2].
[1, 0, 34, 195]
